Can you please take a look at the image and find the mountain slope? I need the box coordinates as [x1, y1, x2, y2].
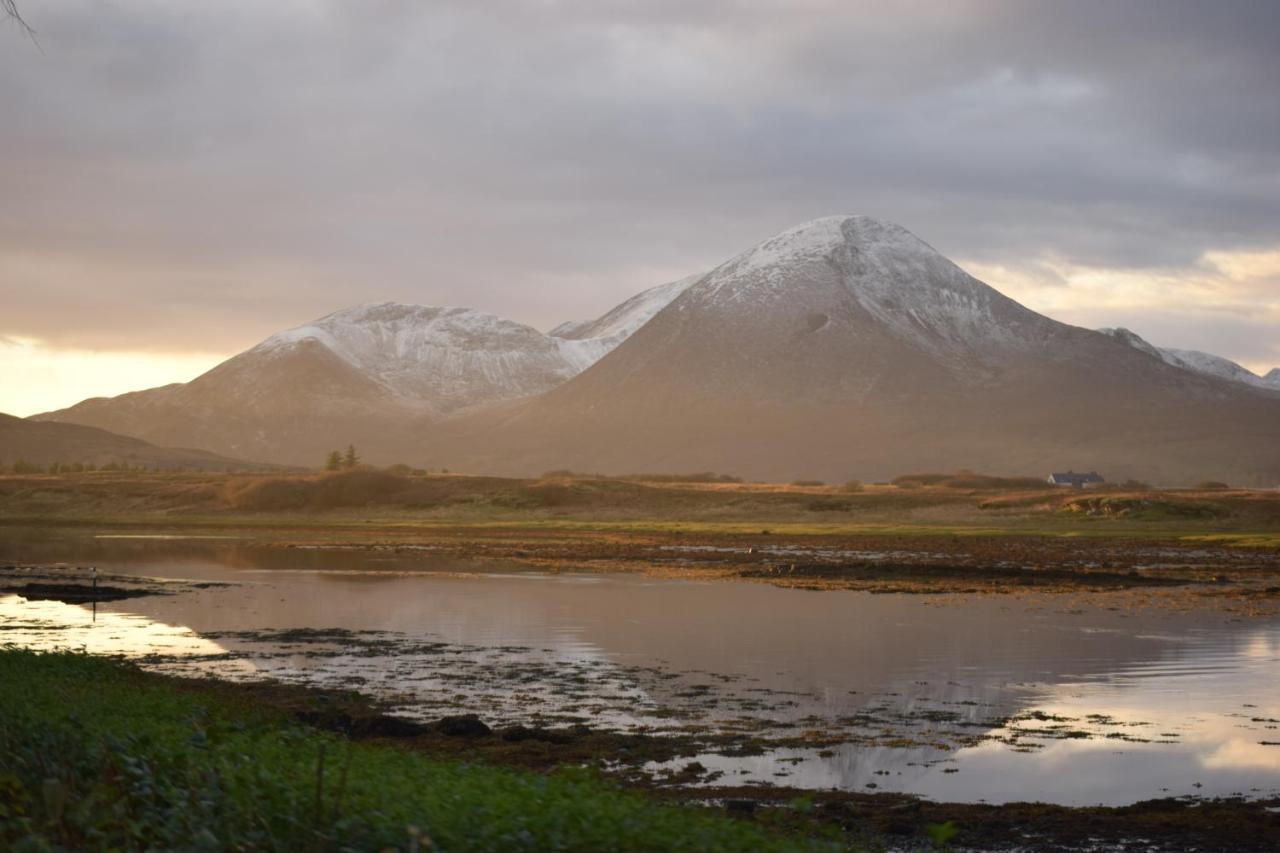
[255, 303, 593, 414]
[1099, 327, 1280, 391]
[35, 303, 604, 465]
[36, 284, 721, 467]
[0, 413, 268, 470]
[549, 274, 702, 366]
[444, 216, 1280, 485]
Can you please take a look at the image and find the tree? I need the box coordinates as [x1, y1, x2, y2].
[325, 450, 342, 472]
[342, 445, 359, 470]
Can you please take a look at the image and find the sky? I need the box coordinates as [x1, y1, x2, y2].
[2, 0, 1278, 416]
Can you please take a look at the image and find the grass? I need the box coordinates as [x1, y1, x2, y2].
[3, 470, 1279, 546]
[0, 649, 838, 852]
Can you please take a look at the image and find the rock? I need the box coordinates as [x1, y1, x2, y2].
[500, 725, 570, 744]
[435, 714, 492, 737]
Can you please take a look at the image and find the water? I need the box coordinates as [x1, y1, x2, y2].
[3, 529, 1279, 806]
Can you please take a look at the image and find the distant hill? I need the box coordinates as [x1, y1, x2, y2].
[0, 413, 270, 470]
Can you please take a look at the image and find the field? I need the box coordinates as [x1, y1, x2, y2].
[4, 467, 1280, 533]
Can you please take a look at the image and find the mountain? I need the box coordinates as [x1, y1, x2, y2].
[0, 413, 268, 470]
[443, 216, 1280, 485]
[1098, 327, 1280, 392]
[35, 303, 613, 465]
[33, 299, 695, 467]
[34, 217, 1280, 484]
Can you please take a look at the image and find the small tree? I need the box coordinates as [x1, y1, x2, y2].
[343, 444, 359, 470]
[325, 450, 342, 471]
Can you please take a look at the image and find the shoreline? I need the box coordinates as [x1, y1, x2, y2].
[4, 648, 1277, 851]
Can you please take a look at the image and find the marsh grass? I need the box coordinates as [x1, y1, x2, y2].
[0, 649, 836, 851]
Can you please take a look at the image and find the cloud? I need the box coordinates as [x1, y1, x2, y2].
[961, 245, 1280, 373]
[1, 0, 1278, 369]
[0, 337, 223, 417]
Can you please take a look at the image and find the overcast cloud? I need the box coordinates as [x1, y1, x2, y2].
[2, 0, 1278, 394]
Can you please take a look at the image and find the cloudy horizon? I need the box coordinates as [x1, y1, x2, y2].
[3, 0, 1278, 416]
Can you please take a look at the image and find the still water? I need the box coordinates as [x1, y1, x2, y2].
[3, 530, 1279, 806]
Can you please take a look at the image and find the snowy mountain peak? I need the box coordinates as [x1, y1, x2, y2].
[693, 215, 1036, 357]
[727, 215, 931, 279]
[252, 302, 585, 414]
[259, 302, 530, 356]
[1099, 327, 1279, 392]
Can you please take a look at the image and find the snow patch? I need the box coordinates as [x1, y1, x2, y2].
[693, 215, 1034, 356]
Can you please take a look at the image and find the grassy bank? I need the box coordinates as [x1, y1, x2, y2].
[0, 649, 834, 852]
[3, 469, 1280, 544]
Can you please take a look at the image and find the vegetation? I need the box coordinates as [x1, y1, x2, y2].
[0, 649, 833, 852]
[2, 469, 1279, 545]
[541, 470, 744, 484]
[225, 470, 413, 510]
[323, 445, 363, 472]
[891, 471, 1046, 490]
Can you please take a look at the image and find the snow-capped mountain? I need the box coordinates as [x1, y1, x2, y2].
[1098, 327, 1280, 392]
[443, 216, 1280, 485]
[33, 215, 1280, 482]
[253, 303, 591, 414]
[34, 300, 665, 465]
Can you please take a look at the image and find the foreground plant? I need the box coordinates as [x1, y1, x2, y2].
[0, 648, 837, 851]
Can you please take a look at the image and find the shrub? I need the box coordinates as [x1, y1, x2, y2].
[807, 498, 852, 512]
[224, 477, 314, 510]
[1118, 479, 1153, 491]
[539, 471, 744, 484]
[312, 470, 410, 508]
[841, 479, 864, 492]
[892, 473, 950, 488]
[791, 479, 825, 487]
[894, 471, 1046, 490]
[1193, 480, 1231, 491]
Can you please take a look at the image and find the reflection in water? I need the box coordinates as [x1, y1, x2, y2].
[1, 529, 1279, 806]
[0, 595, 252, 674]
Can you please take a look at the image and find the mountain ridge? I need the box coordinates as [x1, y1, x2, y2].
[434, 216, 1280, 485]
[1098, 327, 1280, 392]
[31, 215, 1280, 482]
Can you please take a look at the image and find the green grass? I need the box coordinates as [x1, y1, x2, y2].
[0, 649, 838, 852]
